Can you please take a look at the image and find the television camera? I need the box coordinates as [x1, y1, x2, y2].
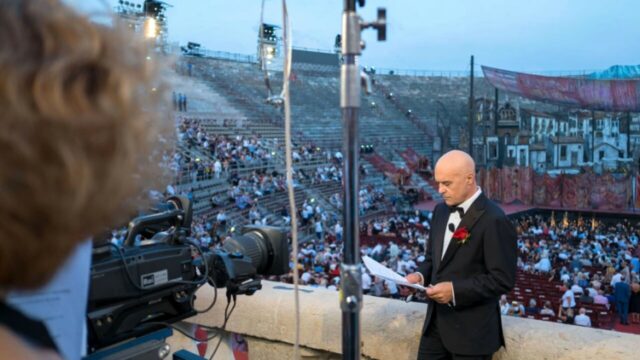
[86, 196, 289, 356]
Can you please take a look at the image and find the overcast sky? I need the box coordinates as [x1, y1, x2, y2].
[68, 0, 640, 73]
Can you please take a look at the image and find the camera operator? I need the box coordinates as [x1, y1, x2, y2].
[0, 1, 170, 358]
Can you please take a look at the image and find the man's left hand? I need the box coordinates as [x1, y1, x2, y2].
[426, 282, 453, 304]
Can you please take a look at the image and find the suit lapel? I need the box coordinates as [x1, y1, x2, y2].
[432, 204, 448, 272]
[437, 193, 487, 273]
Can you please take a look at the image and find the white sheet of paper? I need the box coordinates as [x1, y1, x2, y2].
[8, 240, 92, 360]
[362, 255, 426, 291]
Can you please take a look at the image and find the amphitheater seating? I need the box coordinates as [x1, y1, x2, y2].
[509, 271, 614, 329]
[181, 56, 434, 156]
[171, 55, 494, 232]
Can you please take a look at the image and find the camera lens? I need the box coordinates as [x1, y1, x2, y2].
[223, 230, 272, 274]
[221, 226, 289, 276]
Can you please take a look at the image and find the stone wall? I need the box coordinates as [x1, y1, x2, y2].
[167, 281, 637, 359]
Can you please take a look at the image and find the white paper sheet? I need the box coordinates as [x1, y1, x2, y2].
[362, 255, 426, 291]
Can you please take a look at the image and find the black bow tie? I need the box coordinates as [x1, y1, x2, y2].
[448, 206, 464, 217]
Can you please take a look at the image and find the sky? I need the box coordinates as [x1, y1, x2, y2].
[68, 0, 640, 73]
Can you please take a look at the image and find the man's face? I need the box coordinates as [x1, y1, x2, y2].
[434, 164, 471, 206]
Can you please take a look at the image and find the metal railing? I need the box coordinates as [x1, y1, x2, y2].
[375, 68, 471, 77]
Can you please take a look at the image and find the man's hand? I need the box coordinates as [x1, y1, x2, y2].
[426, 281, 453, 304]
[405, 272, 423, 285]
[402, 273, 424, 302]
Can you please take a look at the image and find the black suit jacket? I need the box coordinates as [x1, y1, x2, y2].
[417, 193, 517, 355]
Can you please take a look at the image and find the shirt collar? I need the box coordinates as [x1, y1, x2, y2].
[458, 187, 482, 214]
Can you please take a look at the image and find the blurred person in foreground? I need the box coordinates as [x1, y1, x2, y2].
[405, 150, 517, 360]
[0, 0, 171, 358]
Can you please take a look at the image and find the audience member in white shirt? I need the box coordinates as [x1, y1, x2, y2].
[574, 307, 592, 327]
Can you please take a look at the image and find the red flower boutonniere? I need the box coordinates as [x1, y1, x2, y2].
[452, 226, 471, 245]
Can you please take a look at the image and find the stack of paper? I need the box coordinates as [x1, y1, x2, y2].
[362, 255, 426, 291]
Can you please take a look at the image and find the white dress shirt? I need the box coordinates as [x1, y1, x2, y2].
[442, 187, 483, 259]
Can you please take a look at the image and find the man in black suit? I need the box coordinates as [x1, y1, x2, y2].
[406, 150, 517, 360]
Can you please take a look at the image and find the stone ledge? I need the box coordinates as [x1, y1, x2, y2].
[169, 281, 636, 360]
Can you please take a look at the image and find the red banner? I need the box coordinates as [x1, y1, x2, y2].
[546, 174, 563, 207]
[574, 172, 592, 209]
[502, 167, 516, 203]
[520, 167, 534, 204]
[532, 174, 547, 206]
[482, 66, 640, 112]
[479, 167, 633, 211]
[561, 175, 578, 208]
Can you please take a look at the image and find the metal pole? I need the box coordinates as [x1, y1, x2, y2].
[494, 88, 502, 168]
[591, 110, 596, 163]
[482, 97, 487, 165]
[340, 1, 362, 359]
[494, 88, 499, 135]
[627, 111, 631, 160]
[468, 55, 475, 156]
[338, 3, 384, 357]
[344, 0, 355, 11]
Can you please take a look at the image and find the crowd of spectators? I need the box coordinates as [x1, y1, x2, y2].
[270, 211, 640, 332]
[175, 117, 278, 182]
[168, 118, 351, 213]
[163, 119, 640, 332]
[502, 214, 640, 328]
[166, 112, 640, 333]
[271, 212, 433, 300]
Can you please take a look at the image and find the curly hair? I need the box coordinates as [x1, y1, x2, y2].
[0, 0, 173, 290]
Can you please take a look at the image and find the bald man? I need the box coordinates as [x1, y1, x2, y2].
[406, 150, 517, 360]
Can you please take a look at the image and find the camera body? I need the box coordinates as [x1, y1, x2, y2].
[86, 197, 289, 353]
[88, 242, 197, 351]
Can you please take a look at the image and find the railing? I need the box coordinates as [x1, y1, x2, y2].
[177, 48, 600, 79]
[180, 46, 336, 66]
[372, 67, 599, 78]
[292, 46, 337, 55]
[375, 68, 471, 77]
[183, 48, 258, 64]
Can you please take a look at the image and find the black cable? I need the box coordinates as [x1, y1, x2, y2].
[105, 229, 247, 360]
[107, 231, 240, 359]
[192, 277, 218, 314]
[208, 295, 237, 360]
[109, 237, 208, 293]
[109, 243, 148, 292]
[177, 238, 210, 286]
[209, 333, 225, 360]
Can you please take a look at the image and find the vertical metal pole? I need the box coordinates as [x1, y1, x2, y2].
[340, 1, 361, 359]
[494, 88, 502, 168]
[627, 112, 631, 160]
[468, 55, 475, 156]
[344, 0, 355, 11]
[633, 174, 637, 212]
[494, 88, 499, 135]
[591, 110, 596, 163]
[481, 98, 486, 165]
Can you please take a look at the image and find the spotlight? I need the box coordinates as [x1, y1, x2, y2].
[143, 17, 157, 39]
